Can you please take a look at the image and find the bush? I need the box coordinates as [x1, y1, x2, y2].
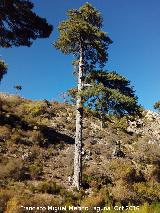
[111, 179, 135, 204]
[0, 159, 28, 181]
[31, 181, 61, 194]
[81, 193, 105, 209]
[28, 163, 43, 180]
[136, 202, 160, 213]
[82, 174, 111, 189]
[114, 116, 128, 131]
[0, 190, 14, 213]
[29, 130, 47, 146]
[61, 189, 79, 206]
[133, 181, 160, 203]
[0, 125, 11, 141]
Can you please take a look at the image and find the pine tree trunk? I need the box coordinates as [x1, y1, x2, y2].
[73, 46, 84, 190]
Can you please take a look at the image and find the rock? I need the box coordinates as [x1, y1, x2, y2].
[112, 148, 125, 158]
[68, 176, 73, 185]
[126, 110, 160, 141]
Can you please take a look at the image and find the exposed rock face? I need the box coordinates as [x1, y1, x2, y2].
[127, 110, 160, 143]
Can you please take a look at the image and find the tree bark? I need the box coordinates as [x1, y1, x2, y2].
[73, 45, 84, 190]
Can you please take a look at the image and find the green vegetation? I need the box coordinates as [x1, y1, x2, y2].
[85, 70, 141, 116]
[154, 100, 160, 112]
[68, 70, 141, 128]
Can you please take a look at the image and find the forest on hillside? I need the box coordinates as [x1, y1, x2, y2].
[0, 1, 160, 213]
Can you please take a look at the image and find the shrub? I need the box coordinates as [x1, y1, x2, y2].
[5, 197, 20, 213]
[136, 202, 160, 213]
[61, 189, 79, 206]
[31, 181, 61, 195]
[0, 159, 28, 181]
[111, 179, 135, 204]
[0, 125, 11, 141]
[152, 164, 160, 183]
[133, 181, 160, 203]
[29, 130, 47, 146]
[28, 163, 43, 180]
[82, 174, 111, 190]
[0, 190, 14, 213]
[9, 131, 22, 144]
[107, 159, 134, 181]
[114, 116, 128, 131]
[81, 193, 105, 209]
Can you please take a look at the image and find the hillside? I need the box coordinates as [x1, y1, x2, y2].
[0, 93, 160, 212]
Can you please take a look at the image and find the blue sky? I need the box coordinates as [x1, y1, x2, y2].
[0, 0, 160, 109]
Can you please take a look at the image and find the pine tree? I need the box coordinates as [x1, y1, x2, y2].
[14, 85, 22, 94]
[84, 70, 141, 127]
[0, 0, 53, 48]
[0, 0, 53, 82]
[54, 3, 112, 189]
[68, 70, 141, 128]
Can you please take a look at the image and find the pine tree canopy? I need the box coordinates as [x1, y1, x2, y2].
[0, 60, 7, 82]
[74, 70, 141, 116]
[0, 0, 53, 47]
[85, 70, 141, 116]
[14, 85, 22, 90]
[54, 3, 112, 69]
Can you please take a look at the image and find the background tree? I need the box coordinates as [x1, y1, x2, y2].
[0, 60, 7, 82]
[14, 85, 22, 94]
[54, 3, 112, 189]
[154, 101, 160, 112]
[0, 0, 53, 80]
[0, 0, 53, 48]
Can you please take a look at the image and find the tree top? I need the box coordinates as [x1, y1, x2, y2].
[54, 3, 112, 68]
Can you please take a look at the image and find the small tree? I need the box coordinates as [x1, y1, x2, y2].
[154, 101, 160, 112]
[14, 85, 22, 94]
[54, 3, 112, 189]
[0, 60, 7, 82]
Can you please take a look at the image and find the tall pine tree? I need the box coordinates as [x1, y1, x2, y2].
[54, 3, 112, 189]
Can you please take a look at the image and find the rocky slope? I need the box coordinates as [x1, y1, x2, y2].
[0, 93, 160, 212]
